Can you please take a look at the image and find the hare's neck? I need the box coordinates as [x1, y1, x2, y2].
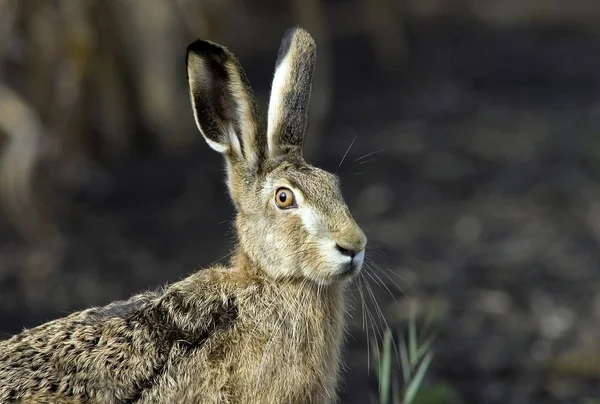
[263, 278, 346, 355]
[232, 248, 347, 338]
[231, 249, 347, 399]
[245, 279, 346, 399]
[285, 282, 346, 348]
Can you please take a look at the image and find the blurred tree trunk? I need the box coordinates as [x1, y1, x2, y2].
[0, 84, 64, 293]
[110, 0, 197, 153]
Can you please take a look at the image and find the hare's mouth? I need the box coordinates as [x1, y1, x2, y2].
[335, 263, 360, 279]
[308, 240, 366, 284]
[331, 248, 365, 281]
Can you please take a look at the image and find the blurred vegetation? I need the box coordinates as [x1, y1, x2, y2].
[0, 0, 410, 283]
[3, 1, 600, 403]
[2, 0, 600, 287]
[371, 303, 464, 404]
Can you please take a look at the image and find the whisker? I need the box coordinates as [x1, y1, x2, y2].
[367, 247, 390, 261]
[363, 274, 401, 370]
[356, 277, 368, 333]
[363, 271, 392, 331]
[367, 257, 413, 287]
[365, 261, 409, 299]
[364, 263, 398, 300]
[357, 276, 371, 373]
[354, 148, 384, 163]
[337, 135, 357, 172]
[361, 274, 384, 351]
[214, 249, 235, 264]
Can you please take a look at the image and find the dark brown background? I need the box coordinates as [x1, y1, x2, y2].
[1, 1, 600, 403]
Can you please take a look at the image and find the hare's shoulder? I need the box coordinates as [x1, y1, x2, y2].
[0, 290, 165, 402]
[0, 267, 242, 402]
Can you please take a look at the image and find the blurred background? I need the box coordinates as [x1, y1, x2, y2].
[2, 0, 600, 403]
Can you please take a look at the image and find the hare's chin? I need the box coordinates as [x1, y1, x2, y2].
[336, 262, 362, 280]
[327, 256, 365, 283]
[304, 260, 363, 285]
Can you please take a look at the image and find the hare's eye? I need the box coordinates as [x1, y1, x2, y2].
[275, 187, 295, 209]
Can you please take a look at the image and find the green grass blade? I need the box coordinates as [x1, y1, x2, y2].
[379, 329, 393, 403]
[415, 334, 437, 362]
[402, 351, 434, 404]
[408, 308, 418, 367]
[371, 339, 381, 378]
[398, 333, 411, 382]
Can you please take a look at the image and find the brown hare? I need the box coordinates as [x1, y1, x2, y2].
[0, 26, 367, 403]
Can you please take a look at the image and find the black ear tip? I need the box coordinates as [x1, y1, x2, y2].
[187, 39, 221, 56]
[186, 39, 231, 67]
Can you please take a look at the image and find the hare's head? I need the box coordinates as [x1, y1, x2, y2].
[186, 27, 366, 285]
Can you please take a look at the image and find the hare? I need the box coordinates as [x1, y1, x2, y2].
[0, 26, 367, 403]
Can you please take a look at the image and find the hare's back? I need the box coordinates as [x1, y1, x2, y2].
[0, 292, 172, 402]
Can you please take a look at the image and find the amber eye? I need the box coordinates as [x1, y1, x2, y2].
[275, 187, 295, 209]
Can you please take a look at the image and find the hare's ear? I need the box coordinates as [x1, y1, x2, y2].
[186, 40, 265, 169]
[267, 27, 316, 160]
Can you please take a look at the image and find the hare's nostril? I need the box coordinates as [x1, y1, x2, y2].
[336, 244, 356, 258]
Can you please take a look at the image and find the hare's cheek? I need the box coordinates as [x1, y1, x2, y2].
[295, 205, 326, 237]
[320, 242, 349, 268]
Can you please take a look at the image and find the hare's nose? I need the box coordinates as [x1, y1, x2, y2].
[332, 224, 367, 258]
[336, 239, 367, 259]
[336, 243, 357, 258]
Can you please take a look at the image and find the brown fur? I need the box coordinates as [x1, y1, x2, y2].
[0, 27, 367, 403]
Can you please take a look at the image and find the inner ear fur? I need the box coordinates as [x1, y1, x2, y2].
[186, 39, 266, 168]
